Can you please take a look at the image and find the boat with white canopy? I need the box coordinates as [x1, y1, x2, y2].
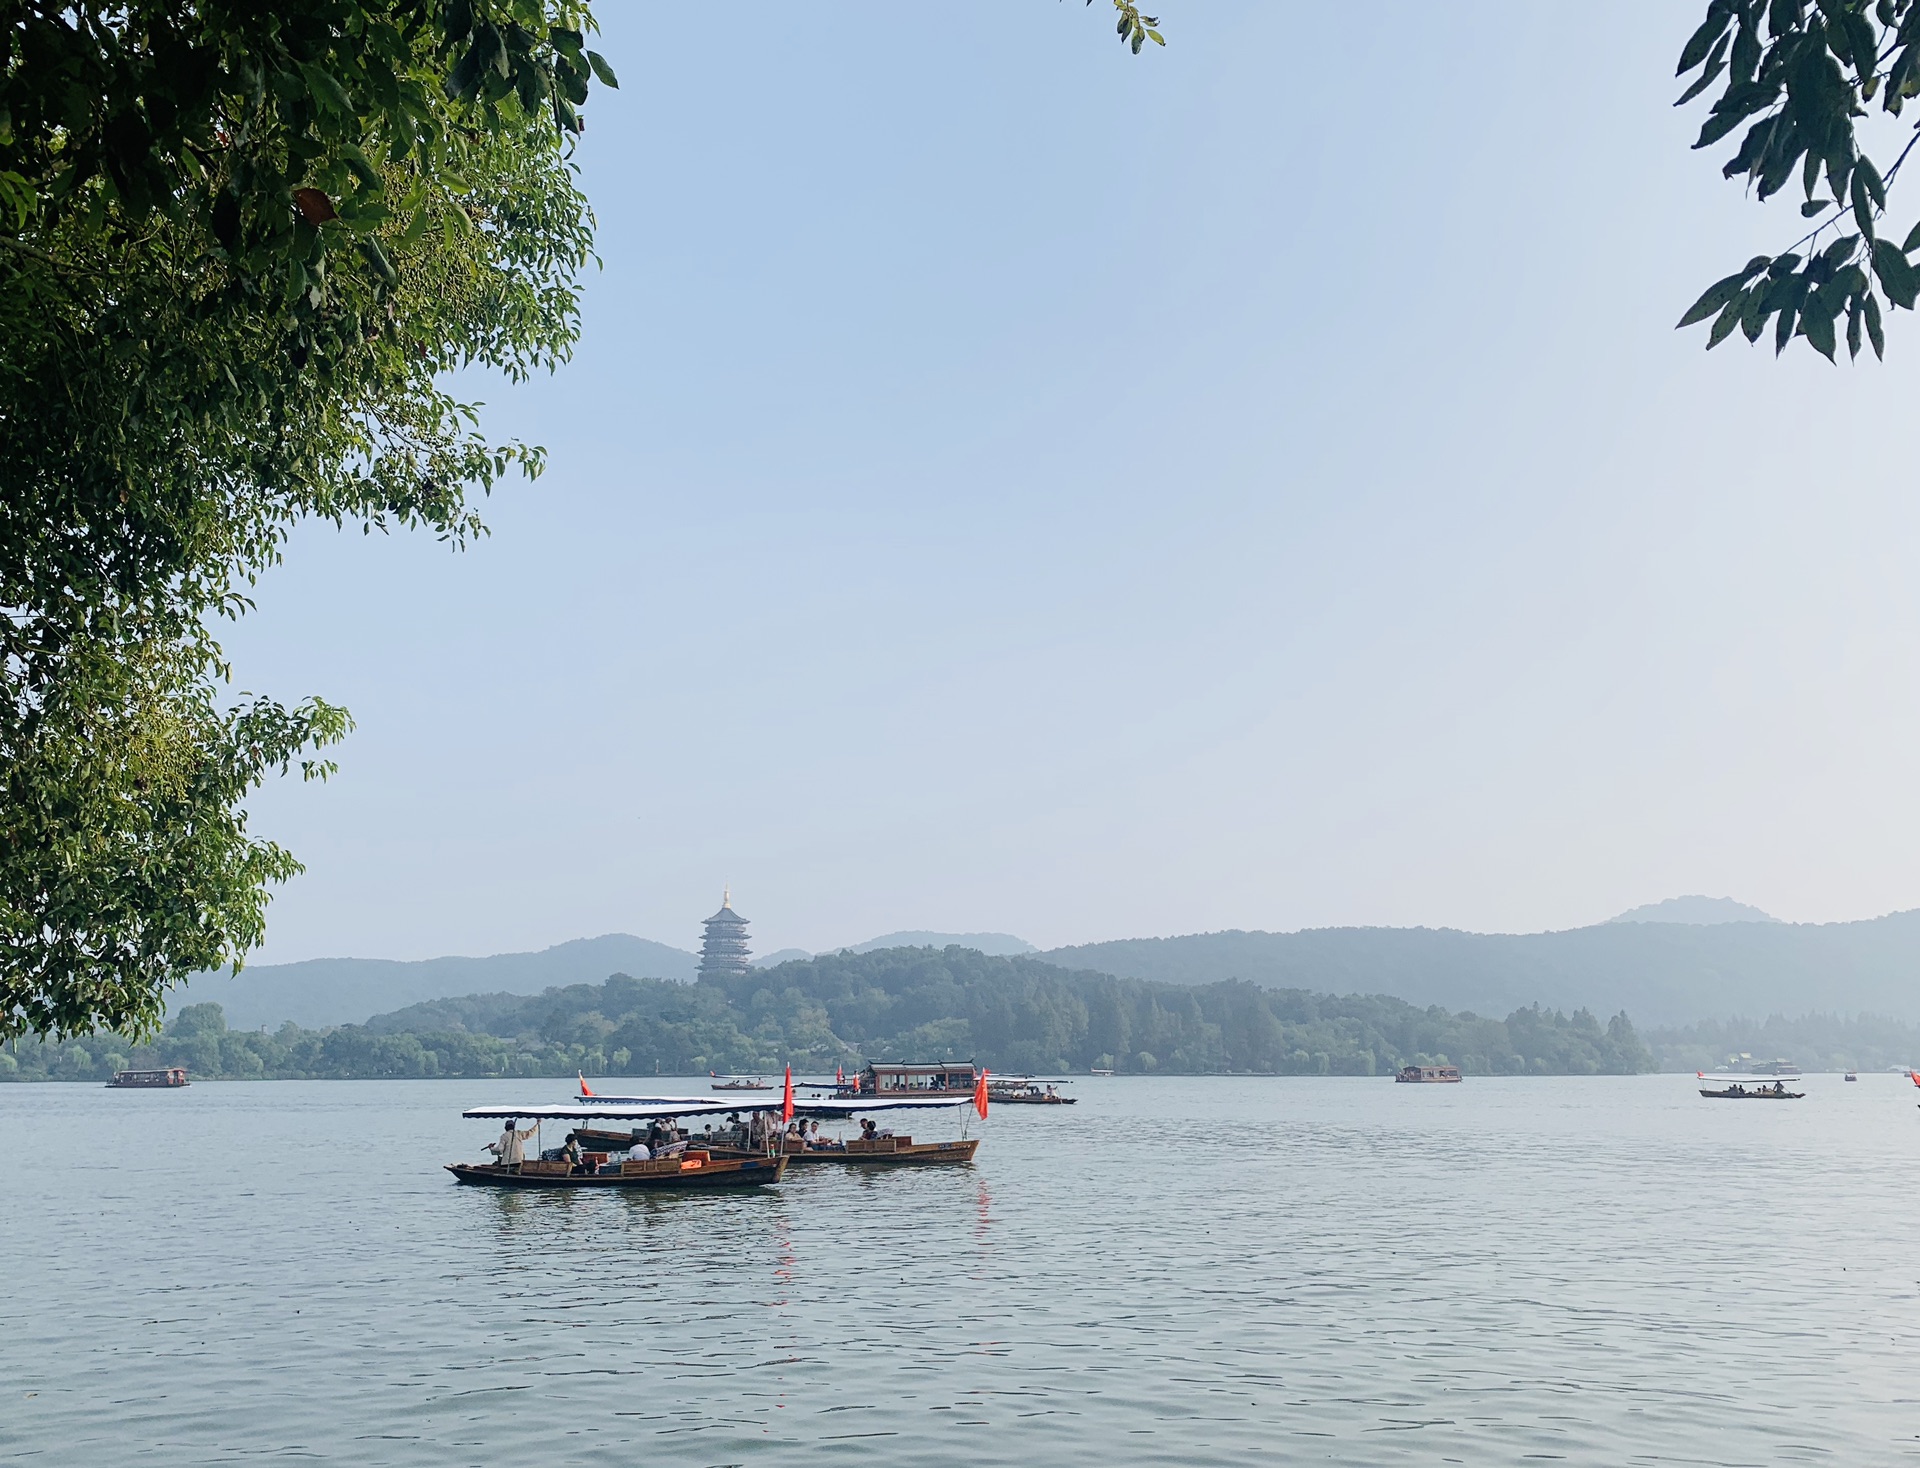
[1696, 1072, 1805, 1100]
[566, 1071, 989, 1166]
[449, 1100, 788, 1189]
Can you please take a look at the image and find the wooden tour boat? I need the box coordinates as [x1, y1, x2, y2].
[836, 1060, 977, 1098]
[457, 1101, 790, 1190]
[1696, 1073, 1805, 1100]
[1396, 1065, 1461, 1084]
[709, 1072, 774, 1091]
[781, 1133, 979, 1166]
[566, 1069, 989, 1168]
[106, 1067, 189, 1088]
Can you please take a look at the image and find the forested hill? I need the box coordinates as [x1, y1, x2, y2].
[5, 947, 1652, 1081]
[1043, 912, 1920, 1026]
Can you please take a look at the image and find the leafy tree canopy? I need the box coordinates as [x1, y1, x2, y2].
[1677, 0, 1920, 359]
[0, 0, 614, 1040]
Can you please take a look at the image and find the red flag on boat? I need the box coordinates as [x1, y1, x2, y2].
[974, 1068, 990, 1120]
[1910, 1069, 1920, 1088]
[835, 1065, 844, 1085]
[782, 1064, 795, 1122]
[578, 1071, 596, 1098]
[1696, 1072, 1704, 1079]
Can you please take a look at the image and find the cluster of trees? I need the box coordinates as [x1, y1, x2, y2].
[1646, 1012, 1920, 1074]
[0, 1000, 604, 1083]
[2, 948, 1654, 1081]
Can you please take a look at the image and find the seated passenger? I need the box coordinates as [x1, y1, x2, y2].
[627, 1139, 652, 1162]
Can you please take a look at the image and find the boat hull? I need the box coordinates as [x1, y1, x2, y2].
[1697, 1089, 1805, 1100]
[783, 1139, 980, 1166]
[989, 1094, 1076, 1105]
[445, 1157, 786, 1189]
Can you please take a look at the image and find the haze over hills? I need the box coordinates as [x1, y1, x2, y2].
[1040, 908, 1920, 1027]
[1606, 896, 1780, 925]
[171, 935, 698, 1031]
[178, 929, 1041, 1030]
[170, 901, 1920, 1034]
[757, 932, 1038, 966]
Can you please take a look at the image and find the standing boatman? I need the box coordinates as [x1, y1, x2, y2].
[486, 1117, 539, 1168]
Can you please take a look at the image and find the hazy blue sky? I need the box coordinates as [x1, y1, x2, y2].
[230, 4, 1920, 963]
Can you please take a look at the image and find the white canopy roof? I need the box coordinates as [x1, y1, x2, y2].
[464, 1101, 744, 1122]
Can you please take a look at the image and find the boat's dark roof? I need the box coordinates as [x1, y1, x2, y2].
[867, 1061, 973, 1072]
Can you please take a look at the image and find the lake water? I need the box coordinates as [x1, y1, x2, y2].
[4, 1074, 1919, 1465]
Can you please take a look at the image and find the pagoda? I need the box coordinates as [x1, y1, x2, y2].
[697, 888, 752, 980]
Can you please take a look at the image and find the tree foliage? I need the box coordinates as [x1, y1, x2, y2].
[1677, 0, 1920, 359]
[2, 948, 1658, 1081]
[0, 1, 613, 1040]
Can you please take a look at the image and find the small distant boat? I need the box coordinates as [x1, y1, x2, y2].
[1090, 1067, 1114, 1077]
[1697, 1072, 1804, 1100]
[105, 1067, 189, 1089]
[1396, 1065, 1461, 1084]
[1845, 1071, 1858, 1082]
[709, 1072, 774, 1092]
[987, 1077, 1076, 1105]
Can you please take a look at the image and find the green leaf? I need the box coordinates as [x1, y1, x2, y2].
[1872, 237, 1919, 306]
[1858, 155, 1887, 208]
[1677, 41, 1733, 105]
[1865, 291, 1886, 357]
[1903, 218, 1920, 253]
[1678, 7, 1735, 73]
[1848, 297, 1864, 358]
[1778, 301, 1807, 355]
[585, 50, 619, 89]
[1678, 269, 1756, 327]
[1802, 198, 1832, 216]
[1853, 170, 1877, 240]
[298, 62, 354, 119]
[358, 236, 399, 285]
[1707, 295, 1744, 348]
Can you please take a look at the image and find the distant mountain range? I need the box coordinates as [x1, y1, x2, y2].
[178, 929, 1040, 1030]
[1605, 895, 1780, 925]
[171, 934, 698, 1031]
[172, 902, 1920, 1033]
[1039, 910, 1920, 1026]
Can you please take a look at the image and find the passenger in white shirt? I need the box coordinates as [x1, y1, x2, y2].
[626, 1141, 651, 1162]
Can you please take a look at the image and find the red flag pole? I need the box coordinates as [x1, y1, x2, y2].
[782, 1064, 795, 1123]
[974, 1067, 990, 1120]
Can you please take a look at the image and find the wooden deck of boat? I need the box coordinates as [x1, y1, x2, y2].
[446, 1155, 786, 1189]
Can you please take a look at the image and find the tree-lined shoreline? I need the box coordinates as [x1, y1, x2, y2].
[2, 946, 1654, 1081]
